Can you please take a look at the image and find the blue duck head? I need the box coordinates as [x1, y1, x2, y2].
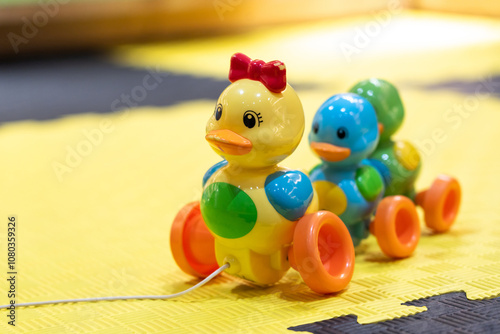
[309, 93, 379, 168]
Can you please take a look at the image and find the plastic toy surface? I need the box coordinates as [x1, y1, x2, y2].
[350, 78, 461, 233]
[171, 53, 355, 294]
[308, 93, 421, 258]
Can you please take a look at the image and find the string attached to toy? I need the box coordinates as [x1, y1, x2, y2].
[0, 263, 229, 310]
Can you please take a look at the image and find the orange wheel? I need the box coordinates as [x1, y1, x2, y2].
[288, 211, 355, 294]
[170, 202, 218, 277]
[373, 196, 420, 258]
[415, 175, 461, 233]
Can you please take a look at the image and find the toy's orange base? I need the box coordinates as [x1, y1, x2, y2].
[289, 211, 355, 294]
[416, 175, 461, 233]
[372, 196, 420, 258]
[170, 202, 218, 277]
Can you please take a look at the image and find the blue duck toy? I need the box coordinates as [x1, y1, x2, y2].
[309, 93, 420, 257]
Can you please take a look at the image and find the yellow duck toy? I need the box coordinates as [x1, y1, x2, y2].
[202, 53, 312, 284]
[171, 53, 355, 294]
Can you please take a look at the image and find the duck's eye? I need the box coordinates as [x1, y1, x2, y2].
[243, 110, 262, 128]
[215, 103, 222, 121]
[312, 122, 319, 134]
[337, 127, 348, 139]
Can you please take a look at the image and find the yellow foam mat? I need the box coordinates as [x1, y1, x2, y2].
[1, 10, 500, 333]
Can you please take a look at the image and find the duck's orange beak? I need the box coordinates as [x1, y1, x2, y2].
[206, 129, 252, 155]
[310, 142, 350, 162]
[378, 123, 384, 134]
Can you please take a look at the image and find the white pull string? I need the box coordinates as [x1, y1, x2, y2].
[0, 263, 229, 309]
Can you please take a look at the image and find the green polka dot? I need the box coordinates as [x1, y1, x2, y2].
[201, 182, 257, 239]
[355, 166, 384, 201]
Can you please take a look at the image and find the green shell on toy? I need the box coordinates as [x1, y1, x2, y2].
[370, 140, 421, 199]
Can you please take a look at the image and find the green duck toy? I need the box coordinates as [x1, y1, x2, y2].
[350, 78, 461, 233]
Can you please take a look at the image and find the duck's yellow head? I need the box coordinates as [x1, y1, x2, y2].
[206, 60, 304, 169]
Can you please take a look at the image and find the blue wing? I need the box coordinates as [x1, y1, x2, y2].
[265, 170, 314, 221]
[202, 160, 228, 187]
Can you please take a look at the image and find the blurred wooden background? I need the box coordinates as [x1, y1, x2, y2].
[0, 0, 498, 58]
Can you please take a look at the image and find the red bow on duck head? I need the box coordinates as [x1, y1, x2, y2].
[228, 53, 287, 93]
